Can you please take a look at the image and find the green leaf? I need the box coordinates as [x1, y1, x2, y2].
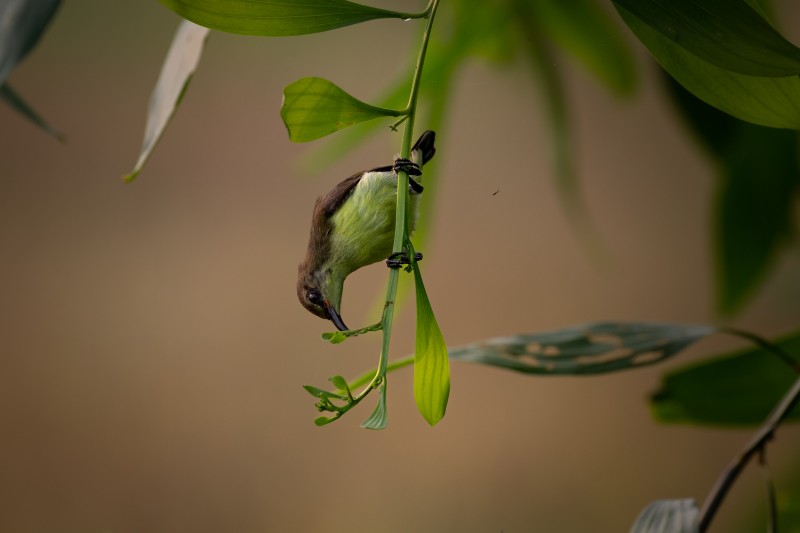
[412, 266, 449, 426]
[450, 322, 714, 376]
[0, 0, 61, 86]
[302, 385, 347, 401]
[630, 499, 699, 533]
[159, 0, 419, 37]
[524, 0, 636, 96]
[314, 416, 338, 426]
[328, 375, 349, 391]
[360, 382, 387, 430]
[321, 331, 347, 344]
[616, 7, 800, 130]
[664, 76, 800, 315]
[281, 77, 403, 143]
[612, 0, 800, 77]
[125, 20, 209, 183]
[0, 83, 62, 140]
[650, 331, 800, 426]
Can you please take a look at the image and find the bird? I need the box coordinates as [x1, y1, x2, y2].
[297, 130, 437, 331]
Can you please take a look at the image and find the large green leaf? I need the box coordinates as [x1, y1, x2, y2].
[0, 83, 62, 140]
[525, 0, 636, 96]
[630, 499, 699, 533]
[616, 6, 800, 129]
[125, 20, 210, 183]
[0, 0, 61, 85]
[159, 0, 420, 37]
[665, 76, 799, 315]
[612, 0, 800, 77]
[651, 331, 800, 426]
[281, 77, 403, 142]
[449, 322, 714, 376]
[413, 265, 449, 426]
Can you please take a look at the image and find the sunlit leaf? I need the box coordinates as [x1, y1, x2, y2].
[616, 6, 800, 129]
[0, 83, 62, 140]
[525, 0, 636, 96]
[651, 331, 800, 426]
[665, 77, 799, 315]
[613, 0, 800, 77]
[360, 382, 387, 430]
[450, 322, 714, 376]
[125, 20, 209, 183]
[0, 0, 61, 86]
[281, 77, 403, 143]
[630, 499, 699, 533]
[413, 265, 449, 426]
[159, 0, 419, 37]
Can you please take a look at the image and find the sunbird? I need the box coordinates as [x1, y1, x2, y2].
[297, 130, 437, 331]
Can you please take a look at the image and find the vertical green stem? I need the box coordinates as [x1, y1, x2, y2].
[369, 0, 441, 390]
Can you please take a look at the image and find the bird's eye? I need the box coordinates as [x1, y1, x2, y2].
[306, 289, 323, 306]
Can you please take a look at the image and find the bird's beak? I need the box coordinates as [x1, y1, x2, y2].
[324, 300, 349, 331]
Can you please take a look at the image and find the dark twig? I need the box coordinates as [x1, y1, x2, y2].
[718, 326, 800, 374]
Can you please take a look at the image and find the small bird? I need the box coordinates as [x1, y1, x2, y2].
[297, 130, 437, 331]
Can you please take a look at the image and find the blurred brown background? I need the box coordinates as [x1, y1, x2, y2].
[1, 1, 799, 532]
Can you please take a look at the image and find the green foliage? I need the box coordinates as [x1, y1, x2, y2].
[630, 499, 699, 533]
[412, 263, 449, 426]
[360, 382, 388, 430]
[281, 77, 404, 143]
[158, 0, 422, 37]
[651, 331, 800, 426]
[125, 20, 209, 182]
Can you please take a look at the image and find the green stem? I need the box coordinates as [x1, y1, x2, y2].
[355, 0, 441, 404]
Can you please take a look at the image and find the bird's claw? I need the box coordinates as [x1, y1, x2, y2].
[393, 158, 422, 177]
[386, 251, 423, 270]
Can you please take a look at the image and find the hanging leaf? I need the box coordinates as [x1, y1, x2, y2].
[1, 83, 62, 140]
[613, 0, 800, 77]
[360, 382, 388, 430]
[449, 322, 714, 376]
[616, 6, 800, 130]
[281, 77, 403, 142]
[630, 499, 699, 533]
[0, 0, 61, 86]
[413, 265, 449, 426]
[651, 331, 800, 426]
[159, 0, 420, 37]
[125, 20, 210, 183]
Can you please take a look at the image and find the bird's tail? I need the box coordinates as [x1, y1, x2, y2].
[411, 130, 436, 166]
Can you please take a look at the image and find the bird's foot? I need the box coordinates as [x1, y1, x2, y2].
[393, 158, 422, 177]
[386, 251, 423, 270]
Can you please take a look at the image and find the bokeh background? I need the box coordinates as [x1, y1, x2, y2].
[1, 1, 799, 531]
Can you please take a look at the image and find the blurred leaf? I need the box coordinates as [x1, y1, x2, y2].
[613, 0, 800, 77]
[360, 382, 387, 430]
[0, 83, 62, 140]
[0, 0, 61, 85]
[616, 7, 800, 129]
[125, 20, 209, 183]
[651, 331, 800, 426]
[329, 375, 349, 392]
[314, 416, 338, 426]
[450, 322, 714, 376]
[664, 76, 799, 315]
[739, 460, 800, 532]
[525, 0, 636, 96]
[281, 77, 403, 143]
[630, 499, 699, 533]
[321, 331, 348, 344]
[159, 0, 418, 37]
[413, 265, 449, 426]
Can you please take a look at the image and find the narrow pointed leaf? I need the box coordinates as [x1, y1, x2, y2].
[630, 499, 699, 533]
[617, 7, 800, 130]
[125, 20, 209, 183]
[0, 0, 61, 86]
[613, 0, 800, 77]
[650, 331, 800, 426]
[281, 77, 403, 142]
[159, 0, 417, 37]
[412, 267, 449, 426]
[1, 83, 62, 140]
[450, 322, 714, 376]
[360, 383, 387, 430]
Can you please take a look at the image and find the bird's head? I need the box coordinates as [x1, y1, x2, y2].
[297, 263, 348, 331]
